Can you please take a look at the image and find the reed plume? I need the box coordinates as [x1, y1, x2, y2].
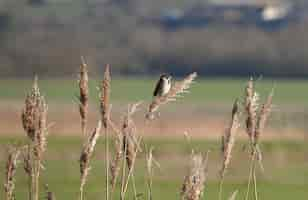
[122, 102, 142, 170]
[34, 96, 48, 160]
[99, 64, 111, 200]
[119, 102, 142, 200]
[254, 89, 273, 145]
[147, 72, 197, 119]
[100, 64, 111, 128]
[22, 145, 33, 200]
[221, 99, 240, 176]
[180, 151, 208, 200]
[79, 121, 102, 200]
[21, 76, 49, 200]
[22, 76, 41, 141]
[4, 147, 20, 200]
[244, 78, 274, 200]
[218, 100, 240, 200]
[110, 125, 123, 191]
[78, 56, 89, 136]
[244, 78, 259, 143]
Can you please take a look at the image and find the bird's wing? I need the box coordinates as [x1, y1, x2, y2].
[153, 79, 162, 97]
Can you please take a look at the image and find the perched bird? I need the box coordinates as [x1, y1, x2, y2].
[153, 74, 172, 97]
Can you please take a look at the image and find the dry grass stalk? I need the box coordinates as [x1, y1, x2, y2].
[228, 190, 238, 200]
[4, 147, 21, 200]
[219, 100, 240, 200]
[254, 90, 273, 145]
[244, 79, 274, 200]
[108, 115, 124, 191]
[180, 151, 208, 200]
[79, 121, 102, 200]
[34, 96, 48, 160]
[78, 56, 89, 136]
[22, 145, 33, 176]
[110, 127, 123, 191]
[21, 77, 49, 200]
[22, 76, 41, 141]
[221, 100, 240, 177]
[122, 102, 142, 170]
[22, 145, 33, 200]
[99, 64, 111, 200]
[118, 102, 142, 200]
[244, 78, 259, 143]
[147, 72, 197, 119]
[146, 147, 155, 200]
[100, 64, 111, 128]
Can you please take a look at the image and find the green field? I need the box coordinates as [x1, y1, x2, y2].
[0, 136, 307, 199]
[0, 78, 307, 105]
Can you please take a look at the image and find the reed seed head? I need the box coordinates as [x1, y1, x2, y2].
[78, 57, 89, 135]
[22, 76, 41, 140]
[147, 72, 197, 119]
[122, 102, 142, 170]
[254, 89, 273, 145]
[221, 99, 240, 177]
[244, 78, 259, 143]
[80, 121, 102, 189]
[181, 152, 208, 200]
[4, 147, 20, 200]
[100, 64, 111, 128]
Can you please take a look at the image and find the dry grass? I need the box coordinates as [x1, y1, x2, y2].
[78, 57, 89, 136]
[21, 77, 49, 200]
[218, 100, 240, 200]
[180, 151, 208, 200]
[220, 99, 240, 176]
[99, 64, 111, 200]
[3, 72, 280, 200]
[147, 72, 197, 119]
[100, 64, 111, 129]
[244, 78, 274, 200]
[79, 121, 102, 200]
[4, 147, 20, 200]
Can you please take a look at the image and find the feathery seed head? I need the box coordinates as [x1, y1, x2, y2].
[4, 147, 20, 200]
[100, 64, 111, 128]
[147, 72, 197, 119]
[80, 121, 102, 189]
[181, 152, 208, 200]
[78, 57, 89, 135]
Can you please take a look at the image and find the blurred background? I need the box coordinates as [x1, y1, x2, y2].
[0, 0, 307, 199]
[1, 0, 308, 77]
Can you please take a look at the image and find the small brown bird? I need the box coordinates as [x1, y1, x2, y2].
[153, 74, 172, 97]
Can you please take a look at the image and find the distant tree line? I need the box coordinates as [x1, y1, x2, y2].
[0, 0, 308, 78]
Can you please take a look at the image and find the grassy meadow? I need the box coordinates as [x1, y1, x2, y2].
[0, 136, 307, 199]
[0, 77, 307, 199]
[0, 78, 307, 105]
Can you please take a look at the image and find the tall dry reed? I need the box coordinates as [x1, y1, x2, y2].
[146, 72, 197, 119]
[219, 100, 240, 200]
[180, 151, 208, 200]
[78, 56, 89, 136]
[99, 64, 111, 200]
[244, 78, 273, 200]
[4, 147, 20, 200]
[120, 102, 142, 200]
[21, 77, 49, 200]
[79, 121, 102, 200]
